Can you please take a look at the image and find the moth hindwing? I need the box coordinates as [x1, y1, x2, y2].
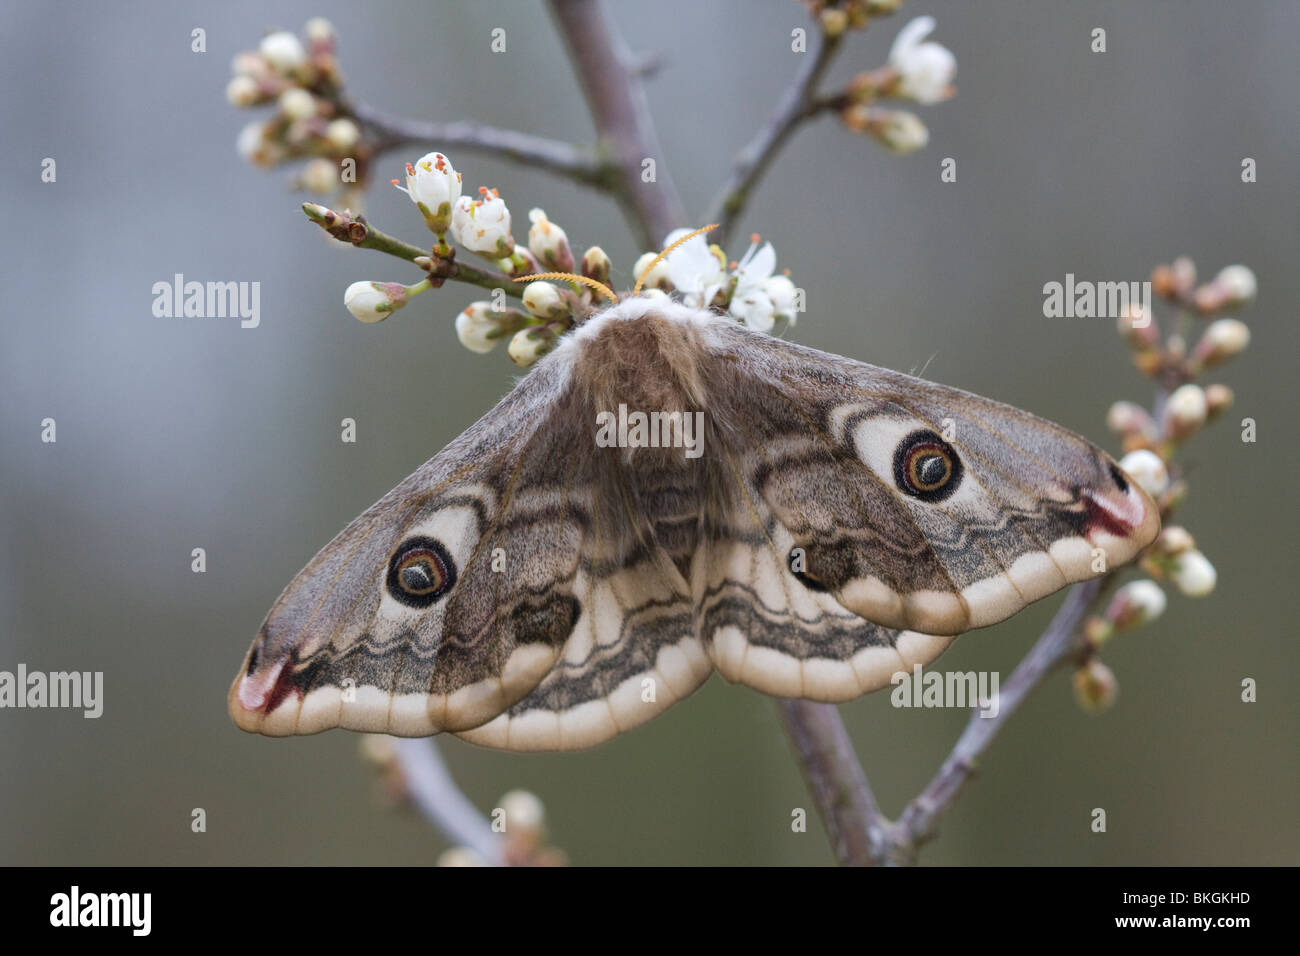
[230, 297, 1159, 750]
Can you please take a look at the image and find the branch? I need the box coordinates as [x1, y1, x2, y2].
[546, 0, 687, 248]
[392, 738, 504, 865]
[302, 202, 523, 298]
[883, 577, 1108, 862]
[707, 28, 845, 246]
[778, 699, 885, 865]
[348, 99, 616, 189]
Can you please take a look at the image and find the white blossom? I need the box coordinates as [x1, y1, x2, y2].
[1118, 449, 1169, 497]
[632, 251, 671, 291]
[225, 75, 262, 107]
[299, 158, 337, 194]
[455, 302, 506, 353]
[508, 325, 557, 366]
[1164, 384, 1207, 439]
[889, 16, 956, 104]
[527, 208, 574, 272]
[452, 189, 515, 258]
[1214, 264, 1256, 303]
[1107, 580, 1167, 630]
[259, 31, 307, 73]
[1170, 550, 1217, 597]
[324, 118, 359, 152]
[1194, 318, 1250, 367]
[343, 279, 425, 323]
[764, 274, 799, 323]
[399, 152, 462, 235]
[236, 121, 283, 167]
[522, 281, 569, 321]
[304, 18, 336, 45]
[875, 110, 929, 153]
[727, 236, 779, 332]
[278, 87, 317, 122]
[664, 229, 726, 308]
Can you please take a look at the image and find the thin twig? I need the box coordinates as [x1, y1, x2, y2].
[706, 28, 845, 245]
[392, 738, 504, 865]
[884, 577, 1108, 863]
[546, 0, 687, 248]
[348, 99, 616, 189]
[302, 202, 523, 298]
[778, 699, 885, 865]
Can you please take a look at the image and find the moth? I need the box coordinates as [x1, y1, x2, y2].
[230, 274, 1159, 751]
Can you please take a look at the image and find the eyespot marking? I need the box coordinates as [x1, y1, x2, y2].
[893, 429, 962, 502]
[386, 536, 457, 608]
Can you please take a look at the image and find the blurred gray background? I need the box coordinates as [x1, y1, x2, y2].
[2, 0, 1296, 865]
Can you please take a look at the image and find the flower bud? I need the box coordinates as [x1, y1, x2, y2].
[358, 733, 397, 767]
[1117, 303, 1158, 350]
[1203, 383, 1234, 421]
[231, 50, 271, 80]
[343, 279, 427, 323]
[508, 324, 560, 366]
[299, 157, 338, 194]
[454, 301, 527, 353]
[1132, 349, 1163, 378]
[1163, 384, 1207, 441]
[1150, 264, 1178, 300]
[1073, 659, 1118, 715]
[278, 87, 317, 122]
[522, 281, 571, 321]
[236, 121, 284, 167]
[452, 188, 515, 258]
[1155, 526, 1196, 560]
[304, 17, 336, 46]
[1170, 549, 1216, 597]
[324, 117, 360, 152]
[402, 152, 462, 236]
[1191, 318, 1250, 369]
[498, 789, 547, 849]
[851, 107, 930, 153]
[820, 8, 849, 37]
[581, 246, 612, 286]
[1214, 264, 1257, 304]
[225, 74, 265, 107]
[633, 251, 672, 291]
[1171, 257, 1197, 297]
[527, 209, 574, 273]
[1106, 400, 1156, 440]
[496, 248, 540, 279]
[1117, 449, 1169, 497]
[1104, 579, 1167, 632]
[259, 31, 307, 73]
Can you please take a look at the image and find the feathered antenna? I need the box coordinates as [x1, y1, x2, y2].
[632, 223, 718, 296]
[512, 222, 722, 303]
[511, 271, 617, 303]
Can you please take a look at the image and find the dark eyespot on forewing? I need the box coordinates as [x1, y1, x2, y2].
[386, 536, 457, 608]
[893, 429, 963, 502]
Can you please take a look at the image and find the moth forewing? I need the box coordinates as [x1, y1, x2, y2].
[230, 298, 1159, 749]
